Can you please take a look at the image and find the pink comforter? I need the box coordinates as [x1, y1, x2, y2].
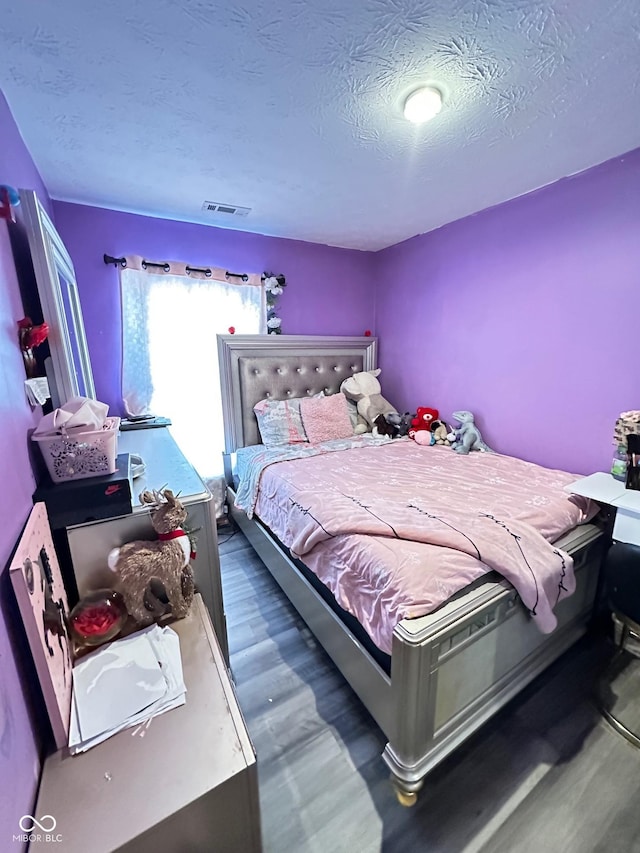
[249, 441, 595, 653]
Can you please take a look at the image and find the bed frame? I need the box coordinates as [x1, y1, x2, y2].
[218, 334, 605, 805]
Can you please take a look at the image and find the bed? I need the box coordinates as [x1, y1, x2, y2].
[218, 334, 605, 805]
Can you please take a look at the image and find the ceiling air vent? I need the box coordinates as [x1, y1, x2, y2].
[201, 200, 251, 217]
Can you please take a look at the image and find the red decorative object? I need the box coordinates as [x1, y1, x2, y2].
[364, 329, 372, 337]
[24, 323, 49, 349]
[0, 186, 15, 223]
[228, 326, 236, 334]
[69, 589, 127, 648]
[17, 317, 49, 378]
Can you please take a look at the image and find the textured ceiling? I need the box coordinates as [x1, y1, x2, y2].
[1, 0, 639, 250]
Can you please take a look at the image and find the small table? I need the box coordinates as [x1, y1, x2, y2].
[565, 472, 640, 546]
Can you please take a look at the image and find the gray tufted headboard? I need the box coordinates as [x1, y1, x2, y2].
[217, 334, 377, 478]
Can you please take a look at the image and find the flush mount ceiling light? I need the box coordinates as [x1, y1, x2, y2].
[403, 86, 443, 124]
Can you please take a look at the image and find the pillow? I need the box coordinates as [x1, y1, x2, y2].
[254, 394, 322, 446]
[300, 393, 354, 444]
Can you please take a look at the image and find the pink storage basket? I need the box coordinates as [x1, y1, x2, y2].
[32, 417, 120, 483]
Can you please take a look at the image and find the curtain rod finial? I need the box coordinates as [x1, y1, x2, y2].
[104, 254, 127, 268]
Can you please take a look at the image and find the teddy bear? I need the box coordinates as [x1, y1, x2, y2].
[409, 407, 439, 445]
[340, 369, 398, 436]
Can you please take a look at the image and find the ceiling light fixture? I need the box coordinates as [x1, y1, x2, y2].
[403, 86, 443, 124]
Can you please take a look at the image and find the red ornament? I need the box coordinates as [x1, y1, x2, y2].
[364, 329, 372, 337]
[72, 605, 120, 638]
[228, 326, 236, 335]
[17, 318, 49, 350]
[24, 323, 49, 349]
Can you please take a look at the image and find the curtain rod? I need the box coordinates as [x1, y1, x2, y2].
[103, 253, 248, 281]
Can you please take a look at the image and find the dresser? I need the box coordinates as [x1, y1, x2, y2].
[30, 596, 261, 852]
[64, 427, 228, 664]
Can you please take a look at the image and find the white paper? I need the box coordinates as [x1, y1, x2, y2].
[612, 490, 640, 512]
[613, 508, 640, 547]
[24, 377, 50, 406]
[69, 625, 186, 753]
[564, 472, 628, 503]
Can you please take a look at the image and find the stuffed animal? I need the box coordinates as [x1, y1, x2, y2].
[409, 407, 439, 445]
[375, 411, 415, 439]
[448, 411, 493, 454]
[388, 411, 415, 438]
[340, 369, 398, 436]
[107, 489, 195, 626]
[431, 419, 452, 446]
[373, 413, 397, 438]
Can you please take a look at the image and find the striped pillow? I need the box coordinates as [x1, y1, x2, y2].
[253, 394, 322, 446]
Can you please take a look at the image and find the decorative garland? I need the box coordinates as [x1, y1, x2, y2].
[262, 272, 286, 334]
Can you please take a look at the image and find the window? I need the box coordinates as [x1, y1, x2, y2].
[120, 264, 264, 493]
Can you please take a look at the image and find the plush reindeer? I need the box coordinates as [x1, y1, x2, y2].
[107, 489, 195, 627]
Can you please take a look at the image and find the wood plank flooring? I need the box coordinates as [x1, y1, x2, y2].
[219, 527, 640, 853]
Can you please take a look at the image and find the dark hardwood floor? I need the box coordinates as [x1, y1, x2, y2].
[218, 527, 640, 853]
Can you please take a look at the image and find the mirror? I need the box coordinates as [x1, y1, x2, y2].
[19, 190, 95, 407]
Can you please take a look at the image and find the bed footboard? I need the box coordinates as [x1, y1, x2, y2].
[384, 524, 605, 803]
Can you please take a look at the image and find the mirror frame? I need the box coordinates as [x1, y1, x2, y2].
[19, 189, 95, 407]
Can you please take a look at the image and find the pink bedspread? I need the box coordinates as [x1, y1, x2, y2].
[247, 441, 595, 654]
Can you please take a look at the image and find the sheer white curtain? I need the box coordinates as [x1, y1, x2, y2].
[121, 264, 264, 503]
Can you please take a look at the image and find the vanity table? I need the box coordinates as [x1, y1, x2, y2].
[64, 427, 228, 664]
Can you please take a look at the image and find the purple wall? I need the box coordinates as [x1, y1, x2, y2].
[55, 148, 640, 476]
[375, 149, 640, 476]
[52, 203, 376, 415]
[0, 91, 50, 844]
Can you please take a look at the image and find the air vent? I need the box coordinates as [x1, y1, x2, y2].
[201, 200, 251, 217]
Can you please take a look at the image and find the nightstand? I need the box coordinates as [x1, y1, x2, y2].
[64, 427, 229, 665]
